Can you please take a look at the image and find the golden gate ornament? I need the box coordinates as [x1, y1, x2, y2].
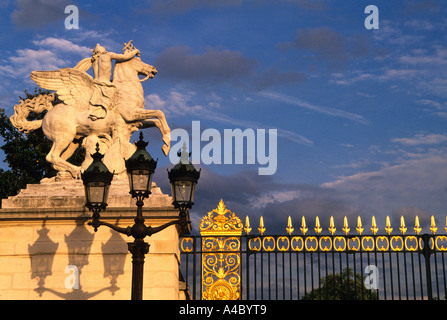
[199, 199, 242, 300]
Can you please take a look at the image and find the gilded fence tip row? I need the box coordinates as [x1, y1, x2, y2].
[243, 215, 447, 236]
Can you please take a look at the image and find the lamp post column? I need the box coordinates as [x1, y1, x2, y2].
[128, 239, 149, 300]
[128, 197, 150, 301]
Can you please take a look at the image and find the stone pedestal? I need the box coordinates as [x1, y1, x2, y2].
[0, 177, 184, 300]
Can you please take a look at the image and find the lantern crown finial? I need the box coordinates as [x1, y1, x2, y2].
[135, 131, 149, 149]
[81, 143, 113, 185]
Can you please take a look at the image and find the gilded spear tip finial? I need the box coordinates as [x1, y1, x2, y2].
[300, 216, 308, 235]
[258, 216, 266, 235]
[286, 216, 294, 235]
[414, 216, 422, 235]
[385, 216, 393, 235]
[356, 216, 364, 235]
[244, 216, 252, 235]
[399, 216, 407, 235]
[328, 216, 336, 235]
[430, 215, 437, 235]
[371, 216, 378, 235]
[315, 216, 322, 235]
[342, 216, 350, 235]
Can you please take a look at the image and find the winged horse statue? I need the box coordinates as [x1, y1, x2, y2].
[10, 41, 170, 179]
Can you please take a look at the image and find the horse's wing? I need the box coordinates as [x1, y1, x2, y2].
[30, 68, 93, 108]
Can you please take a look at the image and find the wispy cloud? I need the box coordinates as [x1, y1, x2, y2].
[200, 110, 314, 146]
[258, 90, 370, 125]
[32, 37, 91, 56]
[145, 89, 314, 146]
[7, 48, 67, 77]
[391, 132, 447, 146]
[321, 155, 447, 220]
[0, 37, 92, 79]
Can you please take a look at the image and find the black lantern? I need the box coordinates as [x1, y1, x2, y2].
[125, 132, 157, 199]
[81, 143, 114, 211]
[168, 145, 200, 209]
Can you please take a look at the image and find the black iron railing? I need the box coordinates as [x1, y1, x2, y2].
[180, 230, 447, 300]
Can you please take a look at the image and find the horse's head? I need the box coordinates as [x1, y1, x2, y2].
[113, 56, 157, 83]
[132, 57, 157, 82]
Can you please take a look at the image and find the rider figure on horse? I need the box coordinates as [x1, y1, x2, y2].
[89, 43, 140, 121]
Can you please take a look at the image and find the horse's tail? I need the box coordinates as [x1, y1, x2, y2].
[10, 93, 55, 133]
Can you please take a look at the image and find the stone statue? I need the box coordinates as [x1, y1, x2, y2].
[10, 41, 170, 180]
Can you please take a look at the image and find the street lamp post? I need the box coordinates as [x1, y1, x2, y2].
[81, 132, 200, 300]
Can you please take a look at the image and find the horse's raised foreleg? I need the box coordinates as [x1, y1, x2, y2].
[121, 109, 171, 156]
[138, 119, 171, 156]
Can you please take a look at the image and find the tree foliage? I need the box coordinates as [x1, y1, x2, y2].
[301, 268, 378, 300]
[0, 89, 84, 203]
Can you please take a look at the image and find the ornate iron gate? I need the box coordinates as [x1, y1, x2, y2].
[180, 200, 447, 300]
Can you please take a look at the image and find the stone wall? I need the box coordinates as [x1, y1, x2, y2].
[0, 178, 184, 300]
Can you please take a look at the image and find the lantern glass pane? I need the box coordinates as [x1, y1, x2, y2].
[174, 181, 193, 203]
[129, 169, 150, 192]
[190, 183, 196, 203]
[86, 181, 107, 204]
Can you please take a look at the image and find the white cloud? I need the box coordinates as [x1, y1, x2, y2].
[146, 88, 313, 146]
[403, 19, 435, 31]
[0, 37, 93, 79]
[391, 133, 447, 146]
[399, 46, 447, 66]
[259, 90, 370, 125]
[321, 155, 447, 217]
[32, 37, 91, 56]
[145, 90, 203, 117]
[8, 48, 67, 77]
[374, 20, 425, 45]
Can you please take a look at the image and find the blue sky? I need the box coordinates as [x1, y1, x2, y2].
[1, 0, 447, 233]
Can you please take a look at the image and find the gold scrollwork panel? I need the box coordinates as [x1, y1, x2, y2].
[180, 237, 194, 253]
[263, 236, 276, 251]
[291, 237, 304, 251]
[305, 236, 318, 252]
[435, 235, 447, 251]
[348, 237, 361, 251]
[376, 236, 389, 251]
[249, 237, 262, 251]
[334, 236, 347, 252]
[404, 236, 419, 251]
[361, 236, 375, 251]
[201, 235, 241, 300]
[319, 236, 332, 251]
[277, 236, 290, 251]
[390, 236, 404, 251]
